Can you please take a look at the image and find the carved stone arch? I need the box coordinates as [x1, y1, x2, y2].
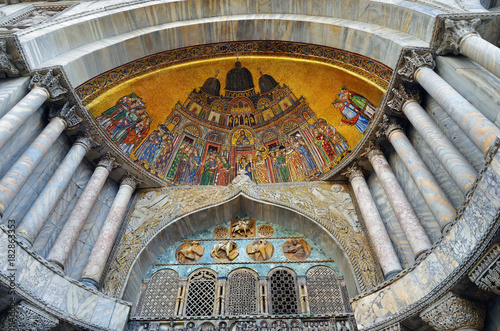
[137, 268, 179, 317]
[268, 267, 299, 315]
[184, 268, 218, 317]
[225, 268, 259, 315]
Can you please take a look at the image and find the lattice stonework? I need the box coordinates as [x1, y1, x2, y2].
[306, 266, 344, 314]
[185, 270, 217, 317]
[140, 269, 179, 317]
[269, 269, 299, 315]
[226, 269, 259, 315]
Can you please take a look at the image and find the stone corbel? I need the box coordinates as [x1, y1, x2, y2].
[436, 18, 481, 55]
[398, 50, 435, 82]
[29, 70, 68, 102]
[49, 102, 83, 129]
[468, 243, 500, 295]
[387, 84, 421, 113]
[0, 300, 59, 330]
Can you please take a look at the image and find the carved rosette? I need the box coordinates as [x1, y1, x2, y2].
[420, 292, 484, 331]
[97, 153, 120, 172]
[0, 301, 59, 330]
[75, 130, 100, 151]
[469, 243, 500, 295]
[0, 39, 20, 77]
[29, 70, 67, 101]
[49, 102, 83, 129]
[378, 116, 404, 139]
[436, 18, 481, 55]
[387, 84, 421, 112]
[397, 50, 435, 82]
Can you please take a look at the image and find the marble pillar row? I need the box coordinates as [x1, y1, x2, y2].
[47, 154, 118, 271]
[0, 103, 81, 217]
[381, 118, 456, 229]
[366, 146, 432, 257]
[346, 163, 402, 279]
[16, 133, 98, 246]
[0, 71, 67, 152]
[80, 175, 137, 289]
[398, 50, 500, 154]
[436, 18, 500, 78]
[388, 85, 477, 193]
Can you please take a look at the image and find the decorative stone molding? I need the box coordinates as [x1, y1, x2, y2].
[74, 130, 100, 151]
[397, 50, 435, 82]
[420, 292, 484, 331]
[387, 84, 421, 112]
[29, 70, 67, 101]
[381, 323, 411, 331]
[0, 301, 59, 330]
[48, 102, 83, 129]
[378, 116, 404, 139]
[0, 39, 20, 77]
[436, 18, 481, 55]
[97, 152, 120, 172]
[468, 244, 500, 295]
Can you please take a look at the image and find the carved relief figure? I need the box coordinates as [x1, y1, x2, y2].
[211, 240, 239, 262]
[231, 219, 255, 238]
[247, 239, 274, 261]
[176, 241, 204, 264]
[282, 239, 311, 261]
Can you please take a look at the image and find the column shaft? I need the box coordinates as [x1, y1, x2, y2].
[80, 179, 135, 286]
[16, 140, 90, 245]
[388, 129, 456, 228]
[460, 34, 500, 78]
[46, 164, 111, 269]
[368, 150, 432, 257]
[403, 100, 477, 193]
[0, 117, 66, 216]
[415, 67, 500, 154]
[0, 87, 48, 151]
[349, 172, 402, 277]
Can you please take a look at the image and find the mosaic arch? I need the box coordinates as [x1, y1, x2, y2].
[81, 41, 390, 186]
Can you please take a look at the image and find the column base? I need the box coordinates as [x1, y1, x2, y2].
[16, 232, 33, 247]
[47, 259, 65, 272]
[80, 277, 99, 290]
[384, 269, 402, 280]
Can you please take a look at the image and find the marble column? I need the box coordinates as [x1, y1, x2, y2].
[175, 279, 188, 316]
[0, 103, 81, 217]
[388, 85, 477, 193]
[420, 292, 484, 331]
[259, 277, 269, 314]
[365, 146, 432, 257]
[80, 175, 137, 289]
[398, 50, 500, 154]
[16, 133, 97, 246]
[436, 18, 500, 78]
[0, 70, 67, 152]
[381, 118, 456, 229]
[346, 163, 402, 278]
[46, 153, 118, 271]
[297, 276, 310, 314]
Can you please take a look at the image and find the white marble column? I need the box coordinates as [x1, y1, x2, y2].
[297, 277, 310, 314]
[16, 133, 97, 246]
[346, 163, 402, 278]
[398, 50, 500, 154]
[46, 153, 118, 271]
[80, 175, 136, 289]
[381, 118, 456, 229]
[0, 103, 81, 217]
[0, 71, 67, 152]
[388, 85, 477, 193]
[366, 146, 432, 257]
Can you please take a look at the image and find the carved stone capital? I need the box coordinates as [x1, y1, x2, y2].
[49, 102, 83, 129]
[0, 301, 59, 330]
[378, 116, 404, 139]
[343, 162, 364, 182]
[363, 143, 384, 163]
[387, 84, 421, 112]
[420, 292, 484, 331]
[121, 174, 138, 190]
[0, 39, 20, 77]
[469, 243, 500, 295]
[436, 18, 481, 55]
[97, 153, 119, 172]
[29, 70, 67, 101]
[75, 130, 100, 151]
[398, 50, 435, 82]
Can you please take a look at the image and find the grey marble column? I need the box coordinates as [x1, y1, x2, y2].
[46, 153, 118, 271]
[0, 71, 67, 152]
[16, 133, 98, 246]
[365, 145, 432, 257]
[80, 175, 137, 289]
[346, 163, 402, 278]
[388, 85, 477, 193]
[398, 50, 500, 154]
[0, 103, 81, 217]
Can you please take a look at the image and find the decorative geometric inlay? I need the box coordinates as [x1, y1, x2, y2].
[257, 225, 274, 238]
[226, 269, 259, 315]
[176, 241, 204, 264]
[213, 226, 230, 239]
[269, 268, 299, 315]
[231, 219, 256, 239]
[306, 266, 344, 314]
[185, 270, 217, 317]
[246, 239, 274, 261]
[282, 239, 311, 261]
[140, 269, 179, 317]
[469, 243, 500, 295]
[210, 240, 239, 262]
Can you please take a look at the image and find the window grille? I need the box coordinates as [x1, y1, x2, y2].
[185, 269, 217, 317]
[140, 269, 179, 317]
[226, 269, 258, 315]
[306, 266, 344, 314]
[268, 268, 299, 315]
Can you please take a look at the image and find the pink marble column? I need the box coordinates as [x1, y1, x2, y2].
[346, 164, 402, 278]
[366, 146, 432, 257]
[80, 176, 137, 289]
[46, 154, 118, 271]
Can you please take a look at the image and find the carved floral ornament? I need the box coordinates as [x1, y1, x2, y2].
[436, 18, 481, 55]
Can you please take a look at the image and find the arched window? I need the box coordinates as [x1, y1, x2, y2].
[185, 269, 217, 317]
[268, 268, 299, 315]
[306, 266, 346, 314]
[138, 269, 179, 317]
[226, 268, 259, 315]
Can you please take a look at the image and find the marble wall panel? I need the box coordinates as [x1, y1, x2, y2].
[91, 297, 116, 328]
[0, 77, 30, 118]
[60, 283, 99, 320]
[42, 275, 72, 308]
[108, 301, 130, 331]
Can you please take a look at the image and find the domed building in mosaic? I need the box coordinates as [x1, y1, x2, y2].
[0, 0, 498, 330]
